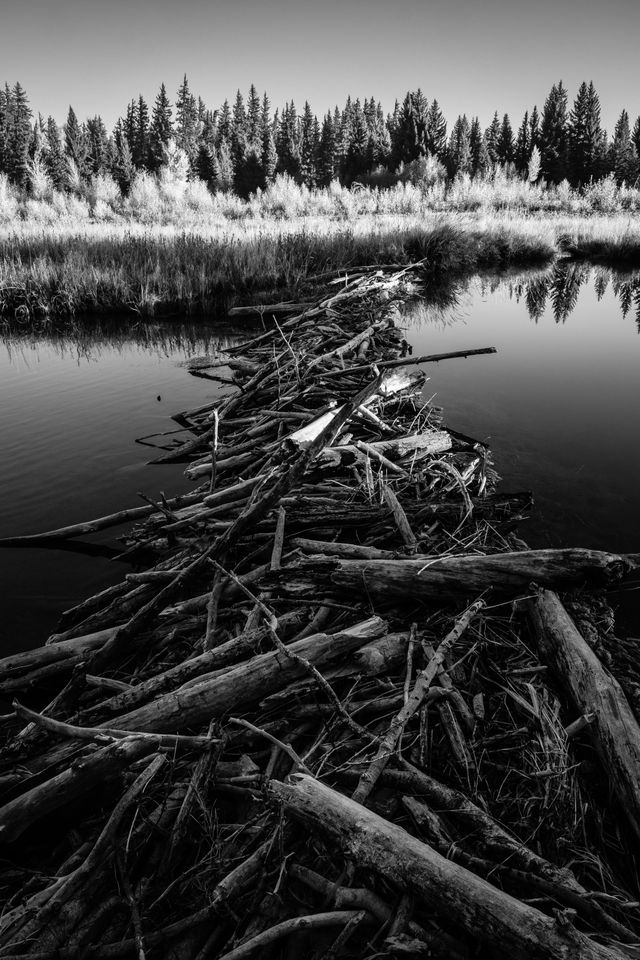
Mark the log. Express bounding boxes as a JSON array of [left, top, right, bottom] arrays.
[[318, 347, 498, 378], [527, 589, 640, 840], [111, 616, 386, 734], [0, 738, 157, 844], [0, 492, 203, 545], [265, 550, 634, 601], [270, 776, 625, 960]]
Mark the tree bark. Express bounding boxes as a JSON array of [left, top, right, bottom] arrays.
[[271, 775, 626, 960], [527, 589, 640, 840]]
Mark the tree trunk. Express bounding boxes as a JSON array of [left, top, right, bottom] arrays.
[[270, 775, 626, 960]]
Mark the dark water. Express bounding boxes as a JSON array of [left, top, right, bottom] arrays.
[[0, 323, 237, 655], [2, 265, 640, 656], [407, 264, 640, 634]]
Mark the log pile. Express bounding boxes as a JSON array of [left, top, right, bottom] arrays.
[[1, 265, 639, 959]]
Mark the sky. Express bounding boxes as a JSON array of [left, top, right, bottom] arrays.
[[1, 0, 638, 133]]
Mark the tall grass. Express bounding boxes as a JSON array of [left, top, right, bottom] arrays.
[[2, 168, 640, 326]]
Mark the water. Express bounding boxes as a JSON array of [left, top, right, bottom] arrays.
[[407, 264, 640, 634], [2, 265, 640, 655], [0, 322, 239, 655]]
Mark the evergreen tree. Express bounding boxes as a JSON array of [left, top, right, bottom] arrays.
[[299, 101, 317, 186], [514, 111, 530, 174], [633, 116, 640, 164], [217, 100, 232, 145], [0, 85, 9, 174], [497, 113, 514, 165], [447, 115, 471, 176], [568, 81, 603, 184], [112, 121, 134, 192], [469, 117, 483, 175], [246, 84, 262, 152], [44, 116, 66, 189], [485, 112, 501, 164], [317, 112, 337, 186], [123, 100, 137, 155], [86, 115, 109, 174], [261, 128, 277, 185], [134, 95, 149, 168], [64, 105, 89, 179], [425, 99, 447, 157], [611, 109, 639, 184], [343, 98, 369, 184], [148, 83, 173, 172], [539, 81, 568, 182], [392, 90, 428, 167], [195, 142, 217, 187], [8, 82, 32, 186], [277, 101, 301, 180], [529, 105, 540, 149], [175, 75, 199, 160]]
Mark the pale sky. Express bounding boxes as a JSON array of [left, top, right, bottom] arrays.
[[1, 0, 638, 132]]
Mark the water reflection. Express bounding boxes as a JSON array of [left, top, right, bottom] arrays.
[[479, 263, 640, 329]]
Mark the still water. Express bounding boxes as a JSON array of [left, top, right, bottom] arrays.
[[408, 264, 640, 560], [0, 323, 234, 654], [1, 264, 639, 655]]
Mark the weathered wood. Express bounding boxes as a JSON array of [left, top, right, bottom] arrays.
[[271, 776, 626, 960], [318, 347, 498, 378], [527, 589, 640, 840], [110, 618, 386, 734], [265, 550, 633, 601]]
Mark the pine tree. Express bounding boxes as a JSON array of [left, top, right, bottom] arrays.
[[392, 91, 428, 167], [175, 75, 199, 160], [277, 101, 301, 180], [148, 83, 173, 172], [217, 100, 232, 145], [261, 128, 277, 185], [497, 114, 514, 165], [343, 98, 369, 184], [476, 132, 492, 178], [123, 100, 137, 155], [44, 116, 66, 189], [317, 112, 337, 186], [447, 115, 471, 176], [246, 84, 262, 152], [86, 115, 109, 174], [611, 109, 639, 184], [485, 112, 501, 164], [134, 95, 149, 169], [529, 105, 540, 150], [0, 85, 9, 174], [195, 142, 217, 187], [64, 105, 89, 180], [514, 111, 530, 174], [300, 101, 317, 186], [633, 117, 640, 165], [425, 99, 447, 157], [539, 81, 568, 182], [568, 81, 603, 184], [112, 121, 134, 193], [8, 82, 32, 186], [469, 117, 483, 175]]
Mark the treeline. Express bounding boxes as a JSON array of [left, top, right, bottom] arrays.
[[1, 76, 639, 196]]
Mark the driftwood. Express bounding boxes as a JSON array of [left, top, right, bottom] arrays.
[[527, 589, 640, 840], [265, 549, 634, 600], [272, 775, 626, 960]]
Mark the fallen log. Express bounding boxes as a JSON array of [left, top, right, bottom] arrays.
[[265, 550, 635, 601], [271, 775, 626, 960], [111, 616, 386, 734], [317, 347, 498, 378], [527, 589, 640, 841]]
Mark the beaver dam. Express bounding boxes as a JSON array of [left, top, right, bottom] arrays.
[[1, 263, 640, 960]]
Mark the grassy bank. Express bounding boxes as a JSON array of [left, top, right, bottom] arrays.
[[1, 205, 640, 326]]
